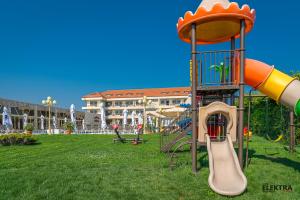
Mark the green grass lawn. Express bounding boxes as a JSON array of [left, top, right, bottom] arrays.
[[0, 134, 299, 200]]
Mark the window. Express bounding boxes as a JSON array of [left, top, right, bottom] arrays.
[[115, 101, 121, 107], [173, 99, 181, 105], [90, 110, 97, 114], [166, 100, 170, 105], [114, 110, 122, 116], [90, 101, 97, 107], [116, 94, 123, 97], [160, 99, 170, 105], [126, 101, 133, 107]]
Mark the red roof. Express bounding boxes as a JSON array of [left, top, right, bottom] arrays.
[[83, 87, 191, 99]]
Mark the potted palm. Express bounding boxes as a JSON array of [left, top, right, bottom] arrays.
[[64, 122, 74, 135], [24, 123, 34, 135]]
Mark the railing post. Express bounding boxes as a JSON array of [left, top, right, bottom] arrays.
[[191, 23, 198, 173], [290, 111, 295, 153], [230, 37, 236, 106], [238, 20, 246, 169]]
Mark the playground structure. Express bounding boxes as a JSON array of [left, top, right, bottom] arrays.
[[112, 124, 144, 144], [161, 0, 300, 196], [160, 107, 191, 152]]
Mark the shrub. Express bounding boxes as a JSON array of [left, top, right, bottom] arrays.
[[63, 122, 74, 131], [24, 123, 34, 131], [0, 133, 37, 146]]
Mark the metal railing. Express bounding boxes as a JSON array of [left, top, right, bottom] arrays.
[[0, 129, 24, 134], [196, 49, 243, 87], [160, 108, 192, 152]]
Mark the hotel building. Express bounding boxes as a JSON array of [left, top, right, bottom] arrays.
[[82, 87, 191, 125]]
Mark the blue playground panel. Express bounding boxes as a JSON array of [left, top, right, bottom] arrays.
[[177, 118, 192, 129]]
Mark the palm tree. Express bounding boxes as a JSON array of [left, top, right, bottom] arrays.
[[209, 62, 229, 83]]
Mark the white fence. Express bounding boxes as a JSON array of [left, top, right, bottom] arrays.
[[31, 129, 137, 135], [0, 126, 139, 135]]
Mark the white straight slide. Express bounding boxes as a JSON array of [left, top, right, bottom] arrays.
[[206, 134, 247, 196]]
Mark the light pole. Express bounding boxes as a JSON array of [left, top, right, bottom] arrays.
[[138, 96, 152, 134], [158, 108, 163, 150], [158, 108, 163, 132], [42, 96, 56, 135]]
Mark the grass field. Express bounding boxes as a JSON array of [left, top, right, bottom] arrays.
[[0, 134, 299, 200]]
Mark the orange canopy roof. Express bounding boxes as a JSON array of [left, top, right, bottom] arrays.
[[177, 0, 256, 44]]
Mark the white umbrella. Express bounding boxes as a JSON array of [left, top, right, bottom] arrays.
[[137, 112, 143, 125], [185, 94, 192, 105], [100, 103, 107, 130], [122, 109, 128, 128], [2, 107, 12, 131], [147, 116, 153, 126], [164, 119, 170, 127], [155, 117, 159, 129], [23, 113, 28, 129], [131, 111, 136, 127], [82, 119, 85, 130], [53, 116, 57, 129], [70, 104, 77, 131], [40, 115, 45, 130]]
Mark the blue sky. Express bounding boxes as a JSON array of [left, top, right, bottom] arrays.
[[0, 0, 299, 109]]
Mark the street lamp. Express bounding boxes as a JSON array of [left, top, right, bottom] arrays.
[[42, 96, 56, 134], [138, 96, 152, 134]]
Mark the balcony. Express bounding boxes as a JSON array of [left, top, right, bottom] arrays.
[[82, 106, 100, 110], [107, 115, 122, 119], [107, 104, 159, 110]]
